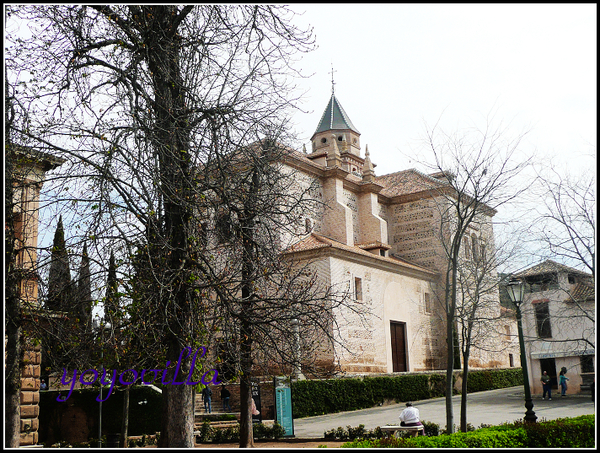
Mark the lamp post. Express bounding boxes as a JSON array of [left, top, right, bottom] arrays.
[[98, 321, 111, 447], [506, 280, 537, 423]]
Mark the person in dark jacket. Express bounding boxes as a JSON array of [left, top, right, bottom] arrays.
[[220, 385, 231, 412], [202, 386, 212, 413]]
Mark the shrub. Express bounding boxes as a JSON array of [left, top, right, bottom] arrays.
[[340, 415, 594, 448], [324, 424, 384, 440], [197, 422, 286, 443]]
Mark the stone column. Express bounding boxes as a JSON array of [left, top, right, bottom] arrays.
[[20, 342, 42, 446]]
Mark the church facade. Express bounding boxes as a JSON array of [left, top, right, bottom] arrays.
[[281, 93, 519, 374]]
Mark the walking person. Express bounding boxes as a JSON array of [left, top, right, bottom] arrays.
[[220, 385, 231, 412], [541, 370, 552, 400], [559, 369, 570, 397], [202, 385, 212, 413], [399, 402, 425, 436]]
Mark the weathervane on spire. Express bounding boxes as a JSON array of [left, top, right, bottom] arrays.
[[329, 63, 337, 95]]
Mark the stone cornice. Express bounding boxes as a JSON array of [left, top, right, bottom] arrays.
[[285, 236, 438, 281]]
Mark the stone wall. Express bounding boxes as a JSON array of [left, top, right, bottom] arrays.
[[202, 380, 276, 420], [20, 342, 42, 446]]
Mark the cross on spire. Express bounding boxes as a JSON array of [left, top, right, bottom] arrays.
[[329, 64, 337, 95]]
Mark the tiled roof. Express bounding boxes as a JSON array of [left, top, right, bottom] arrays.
[[515, 259, 591, 278], [283, 234, 331, 253], [375, 169, 449, 198], [357, 241, 391, 251], [284, 233, 436, 275], [566, 281, 595, 302]]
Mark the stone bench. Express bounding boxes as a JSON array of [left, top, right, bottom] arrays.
[[381, 424, 424, 438]]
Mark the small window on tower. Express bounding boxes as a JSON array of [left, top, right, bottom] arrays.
[[338, 136, 343, 141], [321, 138, 327, 144]]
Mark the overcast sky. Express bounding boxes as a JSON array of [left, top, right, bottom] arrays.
[[287, 3, 596, 176]]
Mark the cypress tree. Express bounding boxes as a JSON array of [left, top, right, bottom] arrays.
[[76, 243, 92, 332], [104, 251, 119, 328], [47, 215, 73, 311]]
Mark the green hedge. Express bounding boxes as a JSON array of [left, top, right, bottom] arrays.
[[465, 368, 523, 392], [341, 415, 595, 448], [292, 368, 523, 418]]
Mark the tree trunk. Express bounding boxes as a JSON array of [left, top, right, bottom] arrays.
[[142, 7, 195, 447], [120, 386, 130, 448], [164, 341, 195, 447], [238, 168, 260, 448], [460, 354, 470, 432], [445, 245, 461, 434], [238, 370, 254, 448], [445, 314, 454, 434]]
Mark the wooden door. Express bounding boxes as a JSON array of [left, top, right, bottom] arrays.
[[390, 321, 407, 372]]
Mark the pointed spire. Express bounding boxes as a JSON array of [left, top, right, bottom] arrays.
[[329, 64, 337, 95], [313, 94, 360, 137], [362, 144, 376, 182], [326, 133, 342, 168], [340, 133, 347, 152]]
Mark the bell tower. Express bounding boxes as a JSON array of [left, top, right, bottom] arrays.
[[309, 93, 365, 173], [307, 69, 366, 173]]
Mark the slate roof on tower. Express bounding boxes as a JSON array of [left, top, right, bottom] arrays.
[[312, 94, 360, 138]]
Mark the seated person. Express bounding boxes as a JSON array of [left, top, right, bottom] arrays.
[[399, 402, 424, 435]]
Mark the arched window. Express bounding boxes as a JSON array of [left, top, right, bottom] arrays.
[[471, 233, 479, 261], [479, 239, 486, 262], [464, 235, 471, 259]]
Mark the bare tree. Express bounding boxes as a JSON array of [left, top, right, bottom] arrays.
[[530, 163, 595, 278], [422, 116, 533, 433], [5, 4, 327, 447], [456, 225, 523, 432], [510, 160, 596, 369]]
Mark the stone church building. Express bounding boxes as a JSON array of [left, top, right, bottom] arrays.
[[281, 92, 519, 374]]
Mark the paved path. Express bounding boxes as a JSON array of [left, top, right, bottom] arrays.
[[292, 386, 595, 438]]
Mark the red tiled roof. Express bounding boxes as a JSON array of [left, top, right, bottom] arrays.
[[515, 259, 591, 278], [566, 281, 595, 303], [375, 169, 449, 198]]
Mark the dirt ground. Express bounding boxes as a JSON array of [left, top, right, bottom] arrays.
[[195, 439, 346, 448], [140, 439, 347, 448]]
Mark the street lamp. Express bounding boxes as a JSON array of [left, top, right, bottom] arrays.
[[506, 279, 537, 423], [99, 321, 111, 447]]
